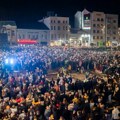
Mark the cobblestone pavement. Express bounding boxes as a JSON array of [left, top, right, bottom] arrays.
[[46, 71, 86, 81], [46, 69, 107, 81]]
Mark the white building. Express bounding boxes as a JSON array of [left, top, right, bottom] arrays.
[[0, 21, 17, 44], [91, 11, 106, 46], [17, 22, 50, 45], [74, 9, 119, 47], [74, 11, 82, 29], [39, 14, 70, 45], [70, 28, 90, 47], [73, 9, 91, 47], [106, 14, 118, 46]]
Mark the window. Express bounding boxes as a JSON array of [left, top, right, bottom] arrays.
[[93, 30, 96, 33], [113, 31, 116, 35], [41, 34, 43, 38], [93, 24, 96, 27], [93, 36, 96, 39], [31, 35, 35, 40], [45, 35, 47, 39], [113, 37, 116, 39], [113, 20, 116, 23], [63, 21, 65, 23], [66, 21, 68, 23], [54, 20, 56, 23], [28, 34, 30, 39], [58, 20, 60, 23], [101, 36, 103, 39], [97, 18, 100, 21], [54, 26, 56, 30], [51, 20, 53, 23], [58, 26, 60, 30], [51, 26, 53, 30], [58, 34, 60, 39], [51, 34, 53, 40], [23, 34, 25, 39], [66, 26, 68, 30], [54, 34, 56, 39], [7, 31, 11, 36], [11, 30, 15, 36], [101, 18, 104, 21], [66, 34, 68, 40], [86, 17, 89, 20], [97, 30, 99, 33], [107, 37, 110, 40], [62, 34, 64, 39], [97, 36, 99, 39], [63, 26, 65, 30], [19, 35, 21, 39], [97, 24, 100, 27], [35, 35, 38, 40]]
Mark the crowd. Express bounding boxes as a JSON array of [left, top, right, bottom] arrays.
[[0, 45, 120, 120]]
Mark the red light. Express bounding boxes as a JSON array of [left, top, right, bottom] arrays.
[[17, 39, 37, 44]]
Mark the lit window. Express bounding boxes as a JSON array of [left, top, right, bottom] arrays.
[[86, 17, 88, 20]]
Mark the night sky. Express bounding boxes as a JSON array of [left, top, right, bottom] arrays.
[[0, 0, 120, 27]]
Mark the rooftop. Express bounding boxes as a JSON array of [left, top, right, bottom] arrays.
[[0, 21, 16, 27], [17, 22, 49, 30]]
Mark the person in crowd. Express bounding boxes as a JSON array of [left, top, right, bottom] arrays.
[[0, 45, 119, 120]]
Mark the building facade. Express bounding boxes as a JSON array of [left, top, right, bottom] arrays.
[[118, 27, 120, 43], [91, 11, 106, 46], [70, 28, 90, 47], [74, 9, 119, 47], [106, 14, 118, 46], [40, 15, 70, 45], [74, 11, 82, 29], [0, 21, 17, 44], [17, 22, 50, 45]]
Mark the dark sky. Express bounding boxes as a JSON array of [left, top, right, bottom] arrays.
[[0, 0, 120, 27]]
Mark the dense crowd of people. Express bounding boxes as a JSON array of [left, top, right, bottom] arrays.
[[0, 45, 120, 120]]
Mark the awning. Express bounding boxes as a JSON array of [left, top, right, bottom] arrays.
[[17, 39, 37, 44]]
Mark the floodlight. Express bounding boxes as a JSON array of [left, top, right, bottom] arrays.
[[10, 59, 14, 64], [5, 59, 9, 64]]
